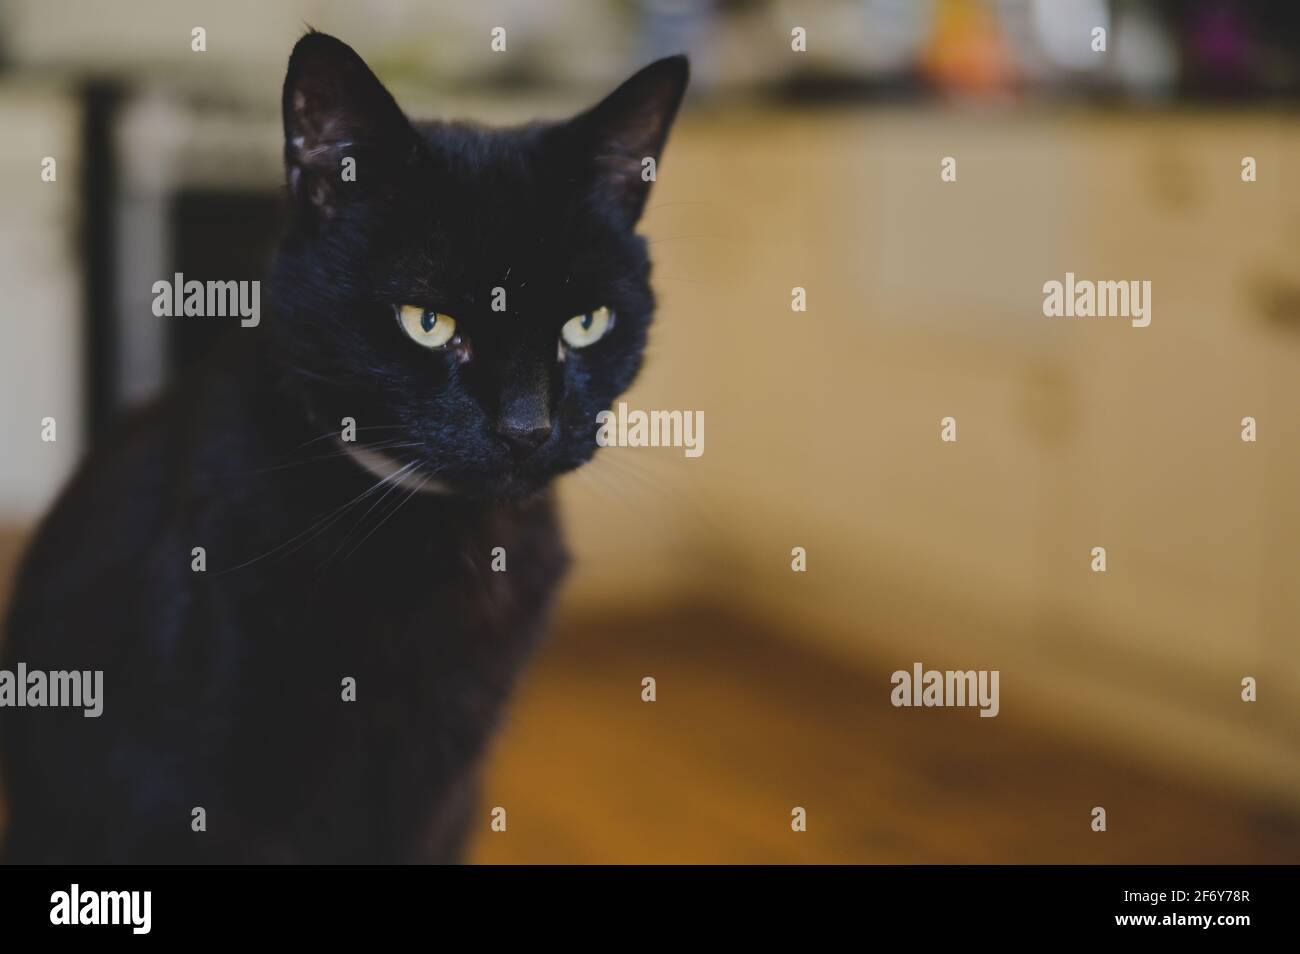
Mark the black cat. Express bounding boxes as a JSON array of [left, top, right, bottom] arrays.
[[0, 32, 687, 863]]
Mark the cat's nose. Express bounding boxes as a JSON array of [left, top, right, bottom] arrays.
[[496, 418, 552, 458], [496, 362, 553, 458]]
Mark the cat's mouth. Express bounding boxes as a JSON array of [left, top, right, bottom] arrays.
[[337, 440, 557, 501], [338, 441, 453, 495]]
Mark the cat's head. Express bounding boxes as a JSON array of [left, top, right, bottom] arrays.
[[269, 32, 687, 500]]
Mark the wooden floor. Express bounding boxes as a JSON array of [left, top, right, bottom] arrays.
[[2, 524, 1296, 864], [469, 604, 1300, 864]]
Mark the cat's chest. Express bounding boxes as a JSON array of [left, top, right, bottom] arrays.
[[218, 495, 568, 842], [238, 494, 568, 713]]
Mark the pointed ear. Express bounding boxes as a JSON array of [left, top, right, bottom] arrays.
[[282, 32, 420, 221], [571, 55, 689, 227]]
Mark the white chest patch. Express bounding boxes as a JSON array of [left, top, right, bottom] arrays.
[[339, 441, 453, 495]]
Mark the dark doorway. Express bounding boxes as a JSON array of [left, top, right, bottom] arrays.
[[167, 190, 283, 377]]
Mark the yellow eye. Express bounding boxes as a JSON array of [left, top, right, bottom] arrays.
[[561, 307, 613, 349], [396, 304, 456, 349]]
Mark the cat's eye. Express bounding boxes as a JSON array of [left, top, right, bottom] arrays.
[[561, 307, 614, 349], [396, 304, 457, 349]]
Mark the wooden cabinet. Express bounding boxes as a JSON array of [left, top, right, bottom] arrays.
[[563, 109, 1300, 801]]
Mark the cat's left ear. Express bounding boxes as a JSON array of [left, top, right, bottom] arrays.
[[569, 55, 689, 227], [282, 32, 421, 221]]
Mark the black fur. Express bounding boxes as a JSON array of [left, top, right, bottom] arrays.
[[0, 32, 686, 863]]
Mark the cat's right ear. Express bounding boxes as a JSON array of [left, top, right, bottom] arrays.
[[282, 32, 420, 221]]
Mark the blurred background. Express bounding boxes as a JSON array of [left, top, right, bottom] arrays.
[[2, 0, 1299, 862]]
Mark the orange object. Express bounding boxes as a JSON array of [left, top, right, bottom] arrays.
[[921, 0, 1017, 93]]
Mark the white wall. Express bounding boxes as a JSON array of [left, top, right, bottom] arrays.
[[0, 88, 83, 522]]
